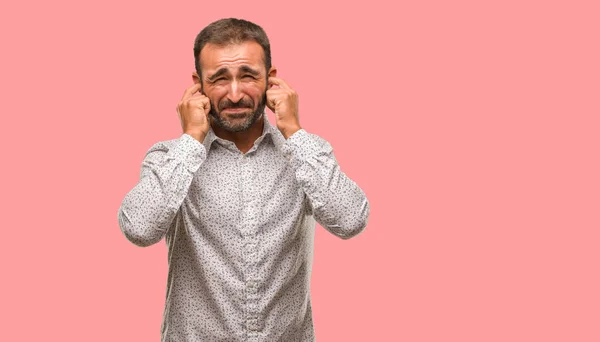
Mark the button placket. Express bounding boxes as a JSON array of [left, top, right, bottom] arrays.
[[239, 154, 252, 233], [239, 152, 262, 333]]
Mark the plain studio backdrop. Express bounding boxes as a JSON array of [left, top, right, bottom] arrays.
[[0, 0, 598, 341]]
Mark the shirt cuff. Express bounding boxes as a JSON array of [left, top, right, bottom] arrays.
[[166, 133, 206, 173]]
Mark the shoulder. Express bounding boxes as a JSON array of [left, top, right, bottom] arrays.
[[146, 137, 179, 153], [142, 135, 206, 169]]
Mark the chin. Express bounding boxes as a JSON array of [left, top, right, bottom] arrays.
[[221, 118, 253, 132], [215, 108, 262, 132]]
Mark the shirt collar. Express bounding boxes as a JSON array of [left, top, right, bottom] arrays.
[[202, 114, 285, 154]]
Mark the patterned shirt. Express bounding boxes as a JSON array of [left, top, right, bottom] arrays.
[[117, 117, 370, 341]]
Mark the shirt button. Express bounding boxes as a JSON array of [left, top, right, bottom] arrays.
[[247, 318, 259, 331], [245, 243, 257, 254], [248, 280, 258, 293]]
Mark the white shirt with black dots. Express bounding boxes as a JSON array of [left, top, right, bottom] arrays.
[[118, 117, 370, 342]]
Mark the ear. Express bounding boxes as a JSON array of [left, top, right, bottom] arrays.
[[267, 66, 277, 89], [192, 72, 201, 84]]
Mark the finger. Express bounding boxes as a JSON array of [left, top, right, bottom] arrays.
[[202, 97, 211, 114], [266, 89, 277, 102], [181, 83, 201, 100], [268, 77, 290, 89], [189, 93, 207, 101], [265, 93, 275, 109], [267, 98, 278, 112]]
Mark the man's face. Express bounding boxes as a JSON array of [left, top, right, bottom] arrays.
[[197, 41, 273, 132]]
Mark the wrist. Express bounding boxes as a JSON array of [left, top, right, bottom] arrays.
[[184, 130, 206, 143], [282, 125, 302, 139]]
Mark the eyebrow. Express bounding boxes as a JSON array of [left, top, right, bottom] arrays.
[[207, 68, 229, 82], [239, 65, 260, 76], [207, 65, 261, 82]]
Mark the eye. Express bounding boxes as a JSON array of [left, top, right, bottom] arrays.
[[242, 75, 255, 79]]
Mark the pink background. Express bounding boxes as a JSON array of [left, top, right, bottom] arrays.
[[1, 0, 599, 341]]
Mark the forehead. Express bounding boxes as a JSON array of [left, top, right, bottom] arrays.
[[199, 41, 265, 74]]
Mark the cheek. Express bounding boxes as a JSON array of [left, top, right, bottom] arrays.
[[205, 88, 226, 105], [242, 84, 266, 102]]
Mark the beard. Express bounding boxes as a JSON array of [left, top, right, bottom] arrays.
[[208, 92, 267, 133]]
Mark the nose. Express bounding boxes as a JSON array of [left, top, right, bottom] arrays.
[[226, 80, 244, 104]]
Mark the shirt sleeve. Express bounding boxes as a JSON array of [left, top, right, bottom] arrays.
[[117, 133, 206, 247], [281, 129, 371, 239]]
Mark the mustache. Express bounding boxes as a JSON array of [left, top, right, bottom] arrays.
[[219, 98, 254, 111]]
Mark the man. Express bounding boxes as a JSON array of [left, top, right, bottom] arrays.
[[118, 18, 370, 342]]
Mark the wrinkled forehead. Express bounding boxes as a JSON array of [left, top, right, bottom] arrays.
[[199, 41, 266, 75]]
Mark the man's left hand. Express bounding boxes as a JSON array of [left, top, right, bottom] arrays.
[[267, 77, 302, 139]]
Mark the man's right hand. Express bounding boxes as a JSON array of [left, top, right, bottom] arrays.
[[177, 83, 211, 142]]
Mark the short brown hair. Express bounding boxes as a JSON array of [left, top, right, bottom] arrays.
[[193, 18, 272, 80]]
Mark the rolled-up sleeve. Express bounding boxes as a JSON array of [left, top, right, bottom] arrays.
[[281, 129, 370, 239], [117, 133, 206, 247]]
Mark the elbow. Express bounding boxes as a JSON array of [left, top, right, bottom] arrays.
[[337, 199, 370, 240], [123, 230, 161, 248], [325, 210, 370, 240], [118, 207, 162, 248], [317, 198, 370, 240], [337, 216, 368, 240]]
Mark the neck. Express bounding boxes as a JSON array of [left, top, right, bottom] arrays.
[[211, 114, 265, 154]]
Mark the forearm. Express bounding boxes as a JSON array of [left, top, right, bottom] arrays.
[[283, 130, 370, 239], [118, 134, 205, 247]]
